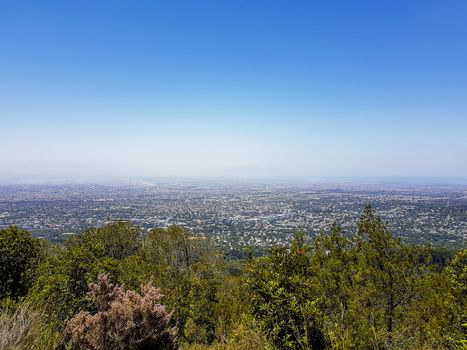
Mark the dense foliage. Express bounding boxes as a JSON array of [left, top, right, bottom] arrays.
[[0, 226, 38, 299], [0, 206, 465, 350]]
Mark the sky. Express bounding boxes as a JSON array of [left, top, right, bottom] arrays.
[[1, 0, 467, 181]]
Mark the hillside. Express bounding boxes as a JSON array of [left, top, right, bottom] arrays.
[[1, 205, 466, 350]]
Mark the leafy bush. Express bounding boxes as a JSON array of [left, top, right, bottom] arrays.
[[182, 321, 271, 350], [27, 222, 136, 325], [246, 231, 326, 350], [0, 226, 37, 299], [141, 226, 227, 343], [59, 274, 178, 350]]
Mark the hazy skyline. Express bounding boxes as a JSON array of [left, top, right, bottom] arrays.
[[1, 1, 467, 180]]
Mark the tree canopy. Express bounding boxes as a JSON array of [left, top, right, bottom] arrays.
[[0, 206, 466, 350]]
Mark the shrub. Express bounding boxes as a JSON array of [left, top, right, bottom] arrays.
[[245, 232, 325, 350], [181, 322, 272, 350], [60, 274, 178, 350], [0, 226, 37, 299]]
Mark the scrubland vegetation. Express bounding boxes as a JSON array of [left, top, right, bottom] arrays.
[[0, 205, 465, 349]]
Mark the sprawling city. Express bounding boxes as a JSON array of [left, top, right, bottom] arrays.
[[1, 180, 465, 251]]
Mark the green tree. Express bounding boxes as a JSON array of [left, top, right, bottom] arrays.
[[246, 231, 325, 350], [141, 225, 226, 344], [446, 249, 467, 316], [446, 249, 467, 346], [27, 222, 140, 325], [311, 223, 356, 349], [71, 220, 142, 260], [0, 226, 37, 300], [352, 205, 431, 349]]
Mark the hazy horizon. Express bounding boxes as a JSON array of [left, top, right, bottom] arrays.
[[1, 1, 467, 179], [1, 162, 466, 187]]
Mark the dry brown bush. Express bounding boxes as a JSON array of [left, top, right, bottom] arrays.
[[0, 303, 39, 350], [60, 274, 178, 350]]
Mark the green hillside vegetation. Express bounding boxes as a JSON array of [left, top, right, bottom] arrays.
[[0, 205, 465, 350]]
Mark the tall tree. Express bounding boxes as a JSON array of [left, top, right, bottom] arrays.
[[246, 231, 325, 350], [141, 225, 225, 344], [0, 226, 37, 299], [311, 223, 356, 349], [352, 205, 431, 349], [446, 249, 467, 343]]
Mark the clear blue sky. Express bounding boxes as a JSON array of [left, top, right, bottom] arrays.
[[1, 0, 466, 180]]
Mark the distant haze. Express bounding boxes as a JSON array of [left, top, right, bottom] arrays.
[[1, 1, 467, 180]]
